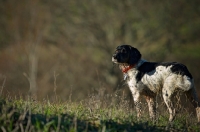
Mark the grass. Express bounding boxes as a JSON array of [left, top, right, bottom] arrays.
[[0, 93, 199, 132]]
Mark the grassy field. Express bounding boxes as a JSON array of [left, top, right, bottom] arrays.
[[0, 93, 200, 132]]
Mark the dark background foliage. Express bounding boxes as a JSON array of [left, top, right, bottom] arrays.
[[0, 0, 200, 101]]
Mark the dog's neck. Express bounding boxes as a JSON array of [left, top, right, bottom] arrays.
[[136, 59, 147, 69], [120, 59, 147, 73], [120, 64, 136, 73]]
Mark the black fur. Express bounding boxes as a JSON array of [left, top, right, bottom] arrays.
[[136, 62, 157, 83], [113, 45, 141, 65], [136, 62, 193, 82], [128, 46, 141, 65]]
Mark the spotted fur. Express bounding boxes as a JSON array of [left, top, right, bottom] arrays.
[[112, 45, 200, 122]]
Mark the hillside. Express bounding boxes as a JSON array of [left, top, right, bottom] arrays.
[[0, 96, 200, 131]]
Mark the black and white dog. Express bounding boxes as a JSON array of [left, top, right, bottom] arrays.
[[112, 45, 200, 122]]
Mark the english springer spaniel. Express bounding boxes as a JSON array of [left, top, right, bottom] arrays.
[[112, 45, 200, 123]]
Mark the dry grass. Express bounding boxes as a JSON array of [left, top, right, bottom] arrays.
[[0, 91, 199, 132]]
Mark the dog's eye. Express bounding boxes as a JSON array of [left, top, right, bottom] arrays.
[[121, 48, 126, 53]]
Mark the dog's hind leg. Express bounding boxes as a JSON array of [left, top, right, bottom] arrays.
[[197, 107, 200, 123], [185, 87, 200, 122], [162, 87, 176, 122]]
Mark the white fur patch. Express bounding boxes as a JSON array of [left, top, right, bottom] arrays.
[[127, 59, 193, 95]]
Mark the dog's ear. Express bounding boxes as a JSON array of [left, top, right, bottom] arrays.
[[128, 46, 141, 65]]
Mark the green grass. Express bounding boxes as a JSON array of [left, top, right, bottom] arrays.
[[0, 95, 199, 132]]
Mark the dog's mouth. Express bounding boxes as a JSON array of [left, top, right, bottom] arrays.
[[112, 56, 129, 66], [112, 56, 126, 65], [112, 56, 118, 63], [112, 53, 129, 64]]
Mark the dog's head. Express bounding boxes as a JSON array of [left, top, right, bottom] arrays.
[[112, 45, 141, 65]]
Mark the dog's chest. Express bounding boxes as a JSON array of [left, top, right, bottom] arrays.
[[126, 69, 163, 94]]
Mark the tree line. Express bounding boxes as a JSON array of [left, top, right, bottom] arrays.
[[0, 0, 200, 100]]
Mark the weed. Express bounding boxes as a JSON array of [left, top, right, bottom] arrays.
[[0, 94, 199, 131]]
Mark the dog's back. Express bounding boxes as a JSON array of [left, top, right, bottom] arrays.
[[128, 60, 194, 93]]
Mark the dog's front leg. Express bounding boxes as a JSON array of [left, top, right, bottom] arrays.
[[132, 93, 142, 120], [145, 96, 156, 122]]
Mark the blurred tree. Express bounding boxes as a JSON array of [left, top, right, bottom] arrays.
[[0, 0, 11, 49], [0, 0, 199, 100]]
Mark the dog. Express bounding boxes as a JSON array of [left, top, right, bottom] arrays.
[[112, 44, 200, 123]]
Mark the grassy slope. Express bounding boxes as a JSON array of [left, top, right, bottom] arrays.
[[0, 96, 199, 132]]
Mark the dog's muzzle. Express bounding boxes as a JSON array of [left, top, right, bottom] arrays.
[[112, 54, 118, 63]]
